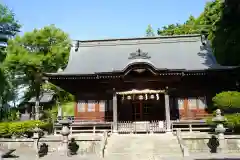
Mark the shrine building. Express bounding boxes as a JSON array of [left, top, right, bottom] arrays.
[[44, 34, 239, 132]]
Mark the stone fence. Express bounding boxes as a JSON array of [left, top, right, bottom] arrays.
[[180, 133, 240, 154], [0, 134, 102, 157]]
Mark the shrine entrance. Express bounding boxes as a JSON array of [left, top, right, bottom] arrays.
[[117, 89, 166, 122], [132, 101, 142, 121], [131, 100, 165, 121]]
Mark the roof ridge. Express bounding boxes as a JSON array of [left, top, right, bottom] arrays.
[[72, 34, 201, 43]]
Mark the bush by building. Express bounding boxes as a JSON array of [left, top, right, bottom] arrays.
[[0, 120, 51, 138]]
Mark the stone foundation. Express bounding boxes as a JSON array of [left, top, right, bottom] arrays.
[[0, 134, 102, 156], [181, 133, 240, 153]]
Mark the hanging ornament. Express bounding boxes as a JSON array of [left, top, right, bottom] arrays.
[[127, 95, 131, 100], [145, 94, 148, 100], [150, 94, 155, 99], [156, 93, 159, 100], [139, 95, 144, 100]]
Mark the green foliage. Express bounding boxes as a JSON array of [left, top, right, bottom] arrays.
[[157, 15, 203, 36], [211, 0, 240, 65], [0, 3, 21, 112], [5, 25, 71, 73], [0, 120, 51, 137], [42, 82, 74, 103], [4, 25, 71, 103], [212, 91, 240, 109], [157, 0, 240, 66], [0, 3, 21, 36], [62, 102, 74, 116], [146, 24, 155, 37], [0, 122, 9, 136]]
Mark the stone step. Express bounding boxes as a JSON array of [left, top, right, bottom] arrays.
[[104, 134, 182, 158]]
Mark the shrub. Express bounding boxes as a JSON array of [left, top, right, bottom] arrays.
[[0, 122, 9, 137], [0, 120, 51, 138], [212, 91, 240, 110]]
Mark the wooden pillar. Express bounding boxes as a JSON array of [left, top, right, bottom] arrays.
[[164, 91, 171, 132], [113, 89, 118, 133]]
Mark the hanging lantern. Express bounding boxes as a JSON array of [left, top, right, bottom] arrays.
[[156, 93, 159, 100], [145, 94, 148, 100], [150, 94, 155, 99], [139, 95, 144, 100], [127, 95, 132, 100]]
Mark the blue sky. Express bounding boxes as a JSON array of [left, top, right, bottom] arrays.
[[2, 0, 209, 40]]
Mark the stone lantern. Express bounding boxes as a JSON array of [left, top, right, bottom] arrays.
[[212, 109, 227, 153], [32, 124, 43, 157], [59, 119, 72, 156]]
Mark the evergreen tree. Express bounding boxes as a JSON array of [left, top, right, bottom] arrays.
[[146, 24, 155, 37]]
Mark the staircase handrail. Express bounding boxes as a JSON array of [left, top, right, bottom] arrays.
[[176, 129, 189, 157], [100, 131, 108, 158]]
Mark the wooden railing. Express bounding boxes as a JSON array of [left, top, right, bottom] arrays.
[[117, 121, 166, 133], [171, 120, 212, 132], [54, 116, 112, 134], [54, 116, 213, 134]]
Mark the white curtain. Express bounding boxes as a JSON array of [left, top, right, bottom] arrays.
[[87, 100, 95, 112], [188, 98, 197, 109], [177, 98, 184, 109], [198, 97, 207, 109], [77, 101, 86, 112], [99, 100, 106, 112]]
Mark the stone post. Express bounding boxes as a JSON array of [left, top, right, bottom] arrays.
[[34, 71, 41, 120], [212, 109, 226, 153], [57, 101, 63, 118], [32, 125, 42, 157], [164, 90, 171, 132], [112, 89, 118, 133], [59, 119, 72, 156]]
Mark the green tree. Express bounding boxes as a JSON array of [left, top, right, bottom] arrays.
[[0, 3, 20, 61], [157, 0, 240, 66], [211, 0, 240, 65], [157, 15, 204, 36], [146, 24, 155, 37], [0, 3, 20, 116], [4, 25, 71, 102]]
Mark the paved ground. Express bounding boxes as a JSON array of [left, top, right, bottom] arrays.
[[3, 153, 240, 160]]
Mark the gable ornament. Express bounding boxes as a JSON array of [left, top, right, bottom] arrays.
[[128, 48, 151, 59]]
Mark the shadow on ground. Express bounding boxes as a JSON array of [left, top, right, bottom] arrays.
[[2, 154, 19, 158]]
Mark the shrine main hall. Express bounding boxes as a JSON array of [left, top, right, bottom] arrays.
[[45, 34, 239, 132]]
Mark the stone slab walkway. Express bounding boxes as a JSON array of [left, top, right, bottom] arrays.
[[3, 154, 240, 160]]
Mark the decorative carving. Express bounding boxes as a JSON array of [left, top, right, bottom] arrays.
[[128, 49, 151, 59]]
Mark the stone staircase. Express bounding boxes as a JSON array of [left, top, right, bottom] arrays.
[[104, 133, 182, 159]]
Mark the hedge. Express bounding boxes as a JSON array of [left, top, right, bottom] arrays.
[[212, 91, 240, 109], [0, 120, 51, 138]]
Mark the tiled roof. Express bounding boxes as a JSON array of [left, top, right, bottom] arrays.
[[46, 34, 234, 75]]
